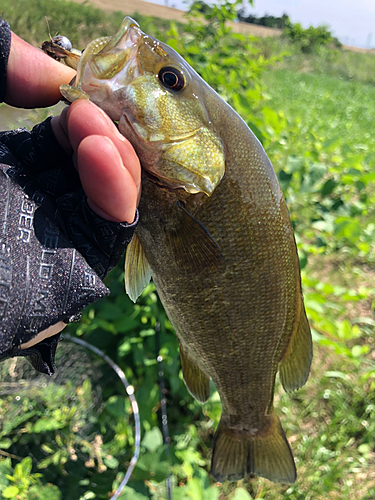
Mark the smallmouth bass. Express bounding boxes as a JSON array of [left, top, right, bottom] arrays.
[[55, 17, 313, 484]]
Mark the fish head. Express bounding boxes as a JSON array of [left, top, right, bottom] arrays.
[[68, 17, 225, 196]]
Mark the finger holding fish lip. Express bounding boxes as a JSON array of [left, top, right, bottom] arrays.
[[77, 134, 139, 223], [65, 100, 141, 192], [6, 32, 76, 107], [51, 99, 141, 223]]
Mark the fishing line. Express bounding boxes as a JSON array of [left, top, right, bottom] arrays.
[[155, 321, 173, 500], [64, 335, 141, 500]]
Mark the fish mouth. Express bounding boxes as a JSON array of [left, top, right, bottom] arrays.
[[86, 17, 143, 82], [101, 17, 142, 54]]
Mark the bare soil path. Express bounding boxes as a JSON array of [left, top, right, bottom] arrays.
[[72, 0, 375, 53], [72, 0, 282, 37]]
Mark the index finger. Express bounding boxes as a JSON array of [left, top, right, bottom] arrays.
[[66, 100, 141, 192], [5, 32, 76, 108]]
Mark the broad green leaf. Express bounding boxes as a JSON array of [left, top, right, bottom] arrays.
[[351, 345, 370, 358], [141, 427, 163, 452], [324, 371, 347, 380], [18, 457, 32, 476], [187, 478, 203, 500], [337, 320, 352, 340], [203, 486, 220, 500], [33, 418, 65, 433], [104, 456, 119, 469], [29, 484, 62, 500], [105, 396, 126, 417], [232, 488, 254, 500], [2, 486, 19, 498], [323, 136, 340, 152], [79, 492, 96, 500], [132, 453, 170, 482], [0, 439, 12, 450]]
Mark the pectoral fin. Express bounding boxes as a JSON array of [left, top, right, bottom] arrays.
[[279, 301, 312, 392], [179, 341, 210, 403], [124, 234, 152, 303], [168, 202, 225, 275]]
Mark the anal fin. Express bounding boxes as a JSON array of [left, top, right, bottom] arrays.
[[179, 341, 210, 403], [211, 411, 296, 484], [124, 234, 152, 303], [279, 301, 312, 392]]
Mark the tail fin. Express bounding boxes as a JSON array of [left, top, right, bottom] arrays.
[[211, 412, 296, 484]]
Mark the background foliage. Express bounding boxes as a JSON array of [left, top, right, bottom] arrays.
[[1, 0, 375, 498]]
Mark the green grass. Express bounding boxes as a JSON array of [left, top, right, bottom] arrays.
[[256, 36, 375, 87], [262, 68, 375, 161], [259, 68, 375, 257], [241, 58, 375, 500], [218, 346, 375, 499]]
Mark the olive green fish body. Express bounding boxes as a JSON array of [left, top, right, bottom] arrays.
[[135, 98, 311, 482], [60, 18, 312, 484], [140, 113, 295, 385]]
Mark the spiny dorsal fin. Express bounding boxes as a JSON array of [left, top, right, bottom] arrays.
[[168, 201, 225, 275], [124, 234, 152, 303], [179, 341, 210, 403], [211, 411, 296, 484], [279, 300, 312, 392]]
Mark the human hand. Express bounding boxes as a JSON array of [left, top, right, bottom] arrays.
[[5, 31, 76, 107], [0, 28, 142, 362], [51, 100, 141, 224], [0, 104, 141, 356], [6, 30, 141, 224]]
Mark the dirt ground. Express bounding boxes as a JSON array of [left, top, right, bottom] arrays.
[[72, 0, 375, 53], [72, 0, 282, 37]]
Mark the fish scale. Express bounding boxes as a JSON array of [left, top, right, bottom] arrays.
[[56, 16, 313, 484]]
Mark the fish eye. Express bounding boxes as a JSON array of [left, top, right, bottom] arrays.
[[158, 66, 185, 91]]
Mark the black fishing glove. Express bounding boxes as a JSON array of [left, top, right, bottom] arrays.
[[0, 117, 138, 375]]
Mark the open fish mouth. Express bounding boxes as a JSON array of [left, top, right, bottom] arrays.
[[102, 17, 142, 53], [85, 18, 143, 83]]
